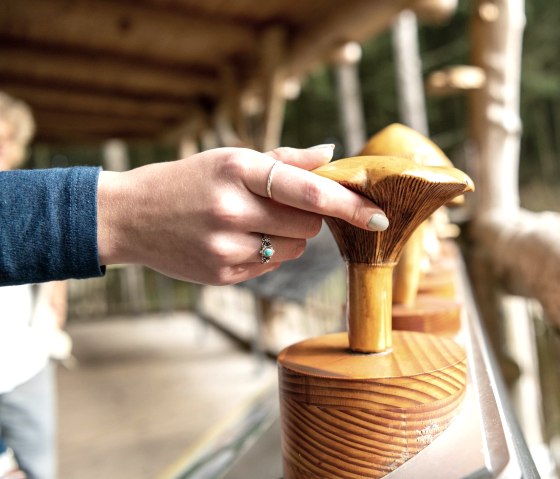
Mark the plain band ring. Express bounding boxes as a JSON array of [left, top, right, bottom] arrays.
[[259, 234, 275, 263], [266, 160, 282, 199]]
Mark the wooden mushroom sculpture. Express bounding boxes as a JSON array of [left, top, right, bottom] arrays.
[[277, 155, 473, 479], [359, 123, 465, 334]]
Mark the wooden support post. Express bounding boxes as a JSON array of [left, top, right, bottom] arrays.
[[468, 1, 556, 464], [259, 26, 288, 152], [200, 129, 219, 151], [214, 64, 246, 147], [392, 10, 429, 136], [333, 42, 367, 156], [179, 135, 198, 159], [469, 0, 524, 215]]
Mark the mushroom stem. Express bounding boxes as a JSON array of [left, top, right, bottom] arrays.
[[348, 263, 393, 353]]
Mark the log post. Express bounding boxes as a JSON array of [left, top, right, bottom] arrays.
[[469, 0, 525, 215], [260, 26, 288, 152], [392, 10, 429, 136], [332, 42, 367, 156]]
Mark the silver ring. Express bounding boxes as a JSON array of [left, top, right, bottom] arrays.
[[259, 234, 275, 263], [266, 160, 282, 199]]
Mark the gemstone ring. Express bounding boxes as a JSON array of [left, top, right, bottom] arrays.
[[259, 234, 275, 263]]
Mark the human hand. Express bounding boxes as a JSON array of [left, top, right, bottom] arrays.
[[97, 146, 388, 285]]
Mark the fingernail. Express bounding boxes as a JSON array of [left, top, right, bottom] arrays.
[[367, 213, 389, 231], [307, 144, 335, 161], [307, 144, 335, 150]]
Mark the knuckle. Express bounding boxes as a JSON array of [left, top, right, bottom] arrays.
[[303, 182, 327, 210], [209, 194, 244, 226], [305, 216, 323, 238], [350, 205, 367, 228], [205, 236, 233, 264], [269, 146, 293, 160], [221, 149, 251, 177]]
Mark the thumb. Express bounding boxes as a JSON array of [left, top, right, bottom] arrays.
[[265, 144, 335, 171]]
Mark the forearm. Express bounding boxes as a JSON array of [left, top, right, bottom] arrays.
[[0, 167, 105, 285]]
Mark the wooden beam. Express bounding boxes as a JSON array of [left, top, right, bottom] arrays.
[[332, 43, 366, 156], [260, 26, 288, 152], [287, 0, 412, 77], [33, 110, 168, 139], [413, 0, 458, 25], [162, 110, 207, 144], [392, 10, 429, 136], [0, 47, 219, 100], [214, 64, 246, 147], [469, 0, 525, 214], [0, 0, 257, 68], [0, 83, 196, 120], [179, 135, 199, 159], [426, 65, 486, 96], [474, 210, 560, 329]]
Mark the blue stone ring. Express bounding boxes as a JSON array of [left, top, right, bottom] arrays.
[[259, 234, 275, 264]]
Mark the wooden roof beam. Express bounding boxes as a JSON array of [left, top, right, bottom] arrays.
[[286, 0, 413, 78], [0, 83, 198, 120], [0, 0, 257, 68], [0, 47, 219, 100], [33, 110, 170, 138]]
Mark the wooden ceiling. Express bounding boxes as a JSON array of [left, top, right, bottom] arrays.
[[0, 0, 445, 144]]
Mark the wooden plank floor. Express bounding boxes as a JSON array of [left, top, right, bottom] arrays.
[[57, 312, 275, 479]]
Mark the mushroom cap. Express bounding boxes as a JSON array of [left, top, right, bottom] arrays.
[[314, 155, 474, 192], [314, 155, 473, 264], [359, 123, 452, 167], [359, 123, 465, 205]]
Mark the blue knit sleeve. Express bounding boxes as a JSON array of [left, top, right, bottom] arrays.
[[0, 167, 106, 285]]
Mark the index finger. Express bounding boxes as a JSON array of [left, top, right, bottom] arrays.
[[250, 159, 389, 232]]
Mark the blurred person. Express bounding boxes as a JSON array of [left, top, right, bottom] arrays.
[[0, 92, 70, 479]]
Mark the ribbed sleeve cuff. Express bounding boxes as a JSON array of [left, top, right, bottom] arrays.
[[65, 167, 106, 280], [0, 167, 106, 286]]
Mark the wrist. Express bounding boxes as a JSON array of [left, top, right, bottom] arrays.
[[97, 170, 137, 266]]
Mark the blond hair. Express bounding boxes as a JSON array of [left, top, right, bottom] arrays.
[[0, 91, 35, 168]]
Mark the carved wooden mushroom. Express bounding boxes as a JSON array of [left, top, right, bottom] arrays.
[[359, 123, 466, 334], [278, 155, 473, 479], [313, 154, 473, 351]]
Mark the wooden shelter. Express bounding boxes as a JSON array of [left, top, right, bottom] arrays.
[[0, 0, 455, 150], [2, 0, 556, 476]]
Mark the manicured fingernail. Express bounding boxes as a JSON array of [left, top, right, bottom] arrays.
[[367, 213, 389, 231], [307, 144, 335, 161], [307, 144, 335, 150]]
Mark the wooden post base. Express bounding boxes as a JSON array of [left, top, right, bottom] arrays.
[[418, 266, 457, 298], [278, 331, 467, 479], [392, 295, 462, 335]]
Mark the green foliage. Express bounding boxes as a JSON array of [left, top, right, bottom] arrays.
[[282, 68, 342, 152], [283, 0, 560, 209]]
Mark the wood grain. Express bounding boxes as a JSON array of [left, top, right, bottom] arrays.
[[278, 331, 467, 478]]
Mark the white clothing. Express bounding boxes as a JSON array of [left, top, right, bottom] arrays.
[[0, 285, 49, 394]]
